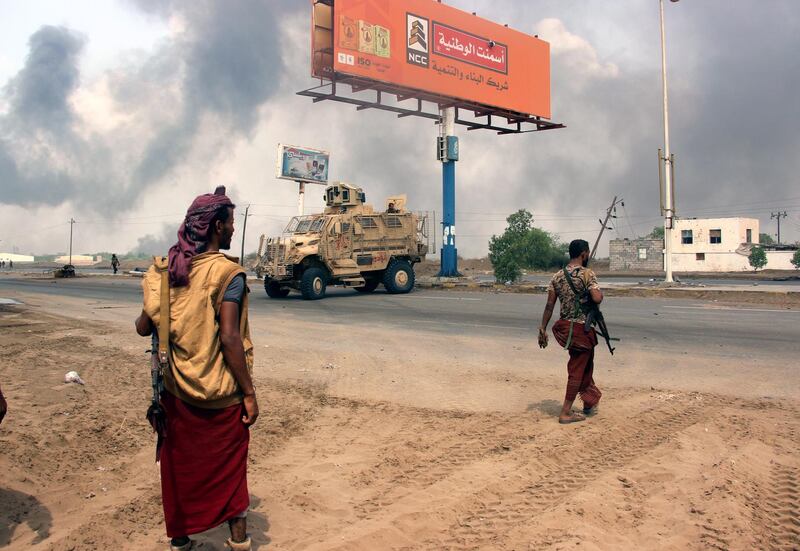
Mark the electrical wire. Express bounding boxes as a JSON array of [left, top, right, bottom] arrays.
[[621, 202, 639, 239]]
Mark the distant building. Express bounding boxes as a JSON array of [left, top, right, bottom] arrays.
[[609, 238, 664, 271], [0, 253, 35, 263], [610, 217, 797, 272], [670, 217, 759, 272]]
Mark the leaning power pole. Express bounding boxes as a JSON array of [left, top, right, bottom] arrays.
[[771, 211, 787, 244], [590, 196, 622, 260]]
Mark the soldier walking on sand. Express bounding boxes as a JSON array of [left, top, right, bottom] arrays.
[[538, 239, 603, 424]]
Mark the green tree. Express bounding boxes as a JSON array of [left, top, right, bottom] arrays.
[[791, 249, 800, 269], [647, 226, 664, 239], [759, 233, 775, 245], [748, 246, 767, 271], [488, 210, 566, 283]]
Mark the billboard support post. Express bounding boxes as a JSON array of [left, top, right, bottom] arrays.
[[438, 107, 460, 277], [298, 182, 306, 216]]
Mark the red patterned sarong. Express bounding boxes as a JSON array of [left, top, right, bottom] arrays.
[[552, 319, 602, 408], [159, 392, 249, 537]]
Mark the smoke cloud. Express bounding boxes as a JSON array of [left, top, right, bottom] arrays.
[[0, 0, 290, 212]]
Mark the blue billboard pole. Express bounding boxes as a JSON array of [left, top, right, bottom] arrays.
[[438, 107, 460, 277]]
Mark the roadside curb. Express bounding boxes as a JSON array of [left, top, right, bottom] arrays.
[[415, 280, 800, 305]]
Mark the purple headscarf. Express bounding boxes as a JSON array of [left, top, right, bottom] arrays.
[[168, 186, 235, 287]]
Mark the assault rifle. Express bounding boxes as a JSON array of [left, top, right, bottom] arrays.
[[563, 267, 619, 355], [146, 336, 167, 461]]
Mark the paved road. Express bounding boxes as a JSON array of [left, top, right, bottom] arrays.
[[1, 276, 797, 358], [6, 266, 798, 287]]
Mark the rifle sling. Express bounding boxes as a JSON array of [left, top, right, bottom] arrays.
[[155, 257, 170, 368], [561, 267, 586, 350]]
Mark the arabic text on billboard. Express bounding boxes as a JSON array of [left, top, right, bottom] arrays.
[[278, 145, 329, 184], [324, 0, 550, 118]]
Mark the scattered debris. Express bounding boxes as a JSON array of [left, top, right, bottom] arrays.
[[322, 363, 336, 370], [617, 475, 634, 488], [64, 371, 85, 385]]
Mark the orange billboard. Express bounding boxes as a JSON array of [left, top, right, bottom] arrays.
[[321, 0, 550, 118]]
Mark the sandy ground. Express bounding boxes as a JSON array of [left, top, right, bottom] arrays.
[[1, 291, 799, 551]]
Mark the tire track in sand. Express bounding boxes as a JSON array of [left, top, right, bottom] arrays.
[[354, 413, 537, 519], [762, 462, 800, 550], [433, 396, 710, 550]]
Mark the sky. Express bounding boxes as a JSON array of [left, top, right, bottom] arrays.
[[0, 0, 798, 259]]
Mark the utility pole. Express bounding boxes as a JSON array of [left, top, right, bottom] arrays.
[[590, 196, 622, 260], [240, 204, 251, 266], [771, 211, 787, 244], [68, 218, 75, 266], [659, 0, 678, 282]]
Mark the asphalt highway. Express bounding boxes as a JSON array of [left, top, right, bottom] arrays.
[[5, 266, 798, 287], [1, 276, 797, 359]]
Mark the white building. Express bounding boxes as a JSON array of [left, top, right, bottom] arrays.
[[54, 254, 103, 266], [0, 252, 34, 263], [669, 217, 795, 272]]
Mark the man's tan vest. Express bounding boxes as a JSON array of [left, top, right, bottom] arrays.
[[142, 252, 254, 409]]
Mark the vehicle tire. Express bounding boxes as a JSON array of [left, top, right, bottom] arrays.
[[264, 278, 290, 298], [354, 278, 380, 293], [300, 266, 327, 300], [383, 259, 414, 294]]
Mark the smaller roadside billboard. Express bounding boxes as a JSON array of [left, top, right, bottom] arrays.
[[276, 144, 330, 184]]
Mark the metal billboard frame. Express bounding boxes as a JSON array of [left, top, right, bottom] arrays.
[[298, 75, 564, 135]]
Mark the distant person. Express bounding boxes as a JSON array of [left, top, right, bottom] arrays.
[[8, 260, 12, 269], [111, 254, 120, 275], [135, 186, 258, 551], [387, 202, 398, 213], [538, 239, 603, 424], [0, 383, 6, 425]]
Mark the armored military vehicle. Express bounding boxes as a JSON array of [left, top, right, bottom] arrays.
[[255, 182, 428, 300]]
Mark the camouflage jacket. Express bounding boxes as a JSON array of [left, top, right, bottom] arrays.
[[549, 266, 600, 323]]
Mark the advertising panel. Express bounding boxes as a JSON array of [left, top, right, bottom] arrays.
[[328, 0, 550, 118], [276, 144, 330, 184]]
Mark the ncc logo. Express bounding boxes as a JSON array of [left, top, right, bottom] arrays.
[[406, 13, 429, 67]]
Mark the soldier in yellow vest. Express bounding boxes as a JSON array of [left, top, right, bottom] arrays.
[[135, 186, 258, 551]]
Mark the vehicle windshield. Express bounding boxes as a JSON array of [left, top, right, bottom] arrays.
[[284, 216, 321, 234]]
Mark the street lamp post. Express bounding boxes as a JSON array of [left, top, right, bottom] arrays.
[[659, 0, 677, 283]]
